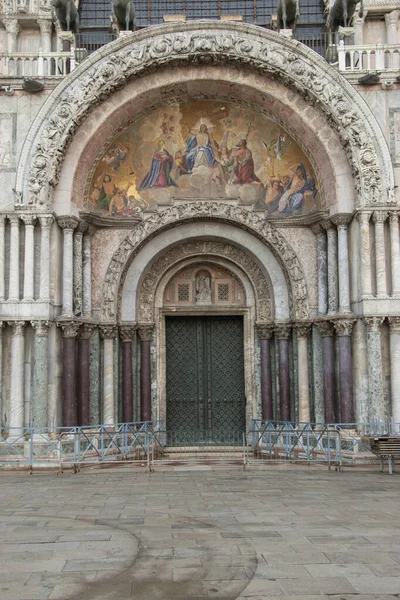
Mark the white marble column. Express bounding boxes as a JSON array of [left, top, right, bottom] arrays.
[[37, 18, 52, 53], [389, 317, 400, 423], [57, 216, 79, 317], [8, 215, 20, 301], [322, 220, 338, 314], [73, 221, 87, 316], [373, 212, 388, 297], [357, 212, 372, 298], [0, 322, 4, 427], [332, 214, 351, 313], [8, 321, 26, 431], [100, 325, 117, 426], [389, 212, 400, 296], [82, 230, 92, 318], [3, 19, 20, 54], [21, 215, 36, 301], [0, 216, 6, 301], [31, 321, 49, 429], [311, 224, 328, 315], [39, 216, 53, 301], [364, 317, 385, 422], [294, 323, 311, 422], [385, 10, 400, 45], [353, 10, 367, 45]]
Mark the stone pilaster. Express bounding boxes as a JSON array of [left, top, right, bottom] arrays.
[[37, 18, 52, 53], [73, 221, 88, 317], [57, 216, 79, 316], [138, 323, 154, 422], [332, 214, 352, 313], [120, 324, 137, 423], [333, 319, 356, 424], [31, 321, 49, 428], [321, 220, 338, 315], [77, 322, 95, 426], [7, 321, 26, 431], [0, 216, 6, 301], [364, 316, 385, 422], [82, 229, 92, 318], [99, 324, 118, 426], [389, 213, 400, 296], [385, 10, 400, 45], [21, 215, 36, 301], [311, 224, 328, 315], [256, 323, 274, 421], [8, 215, 20, 301], [373, 212, 388, 298], [38, 216, 53, 301], [389, 317, 400, 423], [274, 323, 291, 421], [58, 320, 80, 427], [316, 321, 337, 423], [293, 323, 311, 422], [3, 19, 20, 53], [357, 212, 372, 299]]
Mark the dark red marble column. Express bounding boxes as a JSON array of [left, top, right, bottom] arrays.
[[59, 321, 80, 427], [77, 323, 95, 427], [275, 324, 291, 422], [120, 325, 136, 423], [138, 324, 154, 422], [257, 324, 274, 421], [317, 321, 337, 424], [335, 320, 355, 425]]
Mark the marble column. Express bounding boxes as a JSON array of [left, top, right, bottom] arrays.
[[294, 323, 311, 422], [8, 215, 20, 301], [322, 220, 339, 314], [82, 230, 92, 318], [357, 212, 372, 298], [21, 215, 36, 301], [385, 10, 400, 45], [334, 319, 355, 425], [39, 216, 53, 301], [37, 18, 52, 53], [73, 221, 88, 317], [332, 214, 352, 313], [57, 216, 79, 316], [77, 323, 95, 427], [364, 316, 385, 422], [138, 324, 154, 422], [120, 324, 136, 423], [8, 321, 26, 431], [389, 213, 400, 296], [256, 323, 274, 421], [31, 321, 49, 429], [353, 10, 367, 44], [0, 216, 5, 301], [100, 325, 118, 426], [275, 323, 291, 421], [316, 321, 336, 423], [311, 224, 328, 315], [0, 322, 4, 427], [389, 317, 400, 423], [373, 211, 388, 297], [58, 320, 80, 427], [3, 19, 20, 54]]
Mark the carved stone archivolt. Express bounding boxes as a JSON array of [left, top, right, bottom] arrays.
[[101, 203, 309, 321], [16, 22, 394, 209], [137, 240, 271, 323]]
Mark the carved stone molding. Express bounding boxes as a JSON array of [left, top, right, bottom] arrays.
[[99, 324, 118, 340], [37, 18, 53, 35], [274, 322, 292, 339], [385, 9, 400, 27], [7, 320, 25, 336], [333, 318, 355, 337], [79, 322, 96, 339], [255, 322, 274, 340], [138, 323, 154, 342], [119, 324, 137, 342], [57, 216, 79, 231], [138, 239, 272, 323], [20, 214, 36, 227], [316, 320, 335, 337], [331, 213, 352, 228], [31, 320, 49, 336], [57, 320, 80, 338], [372, 211, 388, 224], [363, 316, 384, 333], [38, 215, 54, 229], [293, 322, 311, 338], [102, 203, 309, 322], [15, 22, 394, 209], [388, 317, 400, 333]]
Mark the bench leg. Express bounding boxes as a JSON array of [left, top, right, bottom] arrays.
[[380, 457, 384, 472], [389, 455, 393, 475]]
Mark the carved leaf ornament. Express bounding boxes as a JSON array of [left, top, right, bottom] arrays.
[[17, 23, 394, 208]]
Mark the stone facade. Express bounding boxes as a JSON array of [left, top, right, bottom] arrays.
[[0, 12, 400, 431]]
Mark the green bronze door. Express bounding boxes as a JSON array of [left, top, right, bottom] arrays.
[[165, 316, 246, 445]]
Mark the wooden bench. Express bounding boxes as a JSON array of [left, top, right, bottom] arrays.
[[370, 436, 400, 474]]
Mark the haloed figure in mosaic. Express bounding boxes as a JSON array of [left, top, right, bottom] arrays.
[[139, 140, 177, 190]]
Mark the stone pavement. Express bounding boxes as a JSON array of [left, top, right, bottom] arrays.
[[1, 464, 400, 600]]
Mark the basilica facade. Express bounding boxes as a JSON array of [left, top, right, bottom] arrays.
[[0, 2, 400, 440]]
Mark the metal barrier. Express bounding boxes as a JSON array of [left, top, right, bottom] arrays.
[[0, 421, 164, 472]]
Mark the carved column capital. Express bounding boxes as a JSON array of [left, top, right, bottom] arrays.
[[7, 214, 20, 226], [389, 212, 399, 226], [331, 213, 352, 229], [31, 320, 49, 336], [57, 320, 80, 338], [79, 322, 96, 339], [363, 316, 384, 333], [293, 322, 311, 338], [8, 321, 26, 336], [57, 215, 79, 231], [385, 9, 400, 27], [99, 324, 118, 340], [39, 215, 54, 229], [321, 219, 334, 231], [3, 19, 20, 36], [389, 317, 400, 333], [274, 322, 291, 340], [353, 10, 367, 26], [333, 318, 356, 337], [357, 211, 371, 225], [255, 322, 274, 340], [372, 211, 388, 224], [76, 220, 88, 235], [310, 223, 324, 236], [0, 321, 5, 335], [138, 323, 155, 342], [37, 18, 53, 34], [119, 324, 137, 342], [20, 214, 37, 227], [316, 320, 335, 337]]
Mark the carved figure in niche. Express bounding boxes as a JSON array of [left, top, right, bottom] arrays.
[[277, 0, 300, 30], [138, 140, 177, 190], [232, 140, 262, 186], [51, 0, 79, 33], [185, 124, 217, 173], [112, 0, 136, 31], [196, 272, 212, 304], [278, 164, 316, 215]]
